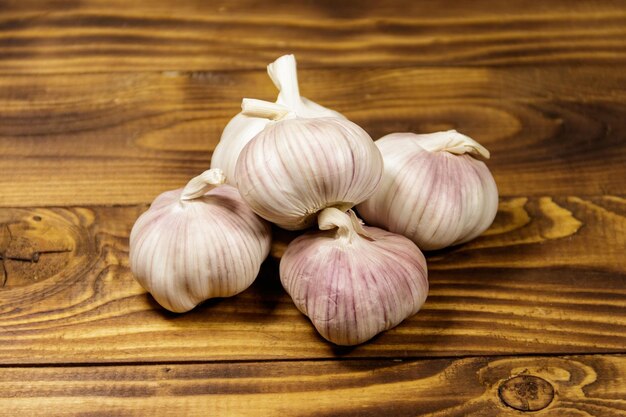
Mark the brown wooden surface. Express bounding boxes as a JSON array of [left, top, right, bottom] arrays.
[[0, 0, 625, 73], [0, 198, 624, 363], [1, 67, 626, 207], [1, 354, 625, 416], [1, 0, 625, 415]]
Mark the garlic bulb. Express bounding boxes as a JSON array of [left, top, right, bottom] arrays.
[[210, 54, 344, 185], [280, 208, 428, 346], [357, 130, 498, 251], [235, 99, 384, 230], [129, 169, 271, 313]]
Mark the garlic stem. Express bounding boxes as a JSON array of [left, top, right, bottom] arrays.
[[267, 54, 300, 108], [241, 98, 295, 121], [418, 130, 490, 159], [318, 208, 371, 243], [180, 168, 226, 201]]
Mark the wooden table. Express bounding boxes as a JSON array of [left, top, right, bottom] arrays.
[[1, 1, 625, 415]]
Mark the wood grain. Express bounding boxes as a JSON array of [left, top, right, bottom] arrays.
[[0, 196, 624, 364], [1, 66, 625, 207], [0, 354, 624, 416], [0, 0, 625, 73], [2, 0, 624, 414]]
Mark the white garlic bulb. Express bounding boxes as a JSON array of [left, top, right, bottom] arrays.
[[235, 99, 384, 230], [129, 169, 271, 313], [280, 208, 428, 346], [357, 130, 498, 251], [210, 54, 344, 185]]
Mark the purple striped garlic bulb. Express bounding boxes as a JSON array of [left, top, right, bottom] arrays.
[[129, 169, 271, 313], [210, 54, 344, 185], [357, 130, 498, 251], [280, 208, 428, 346], [235, 99, 384, 230]]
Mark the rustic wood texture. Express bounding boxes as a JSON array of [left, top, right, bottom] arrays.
[[1, 66, 626, 207], [0, 0, 625, 73], [1, 354, 625, 416], [0, 196, 624, 364], [1, 0, 625, 414]]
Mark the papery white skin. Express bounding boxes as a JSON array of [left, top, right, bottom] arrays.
[[129, 169, 271, 313], [210, 54, 344, 185], [357, 130, 498, 251], [235, 101, 384, 230], [280, 208, 428, 346]]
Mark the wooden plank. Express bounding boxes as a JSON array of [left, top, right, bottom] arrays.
[[0, 196, 624, 364], [0, 354, 624, 416], [0, 0, 625, 73], [1, 66, 626, 207]]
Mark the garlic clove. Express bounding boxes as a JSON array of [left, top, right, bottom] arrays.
[[280, 208, 428, 346], [210, 54, 344, 185], [129, 168, 272, 313], [357, 130, 498, 251], [235, 100, 384, 230], [210, 115, 270, 186]]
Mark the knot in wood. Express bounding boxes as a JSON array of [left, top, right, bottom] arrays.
[[0, 210, 75, 288], [498, 375, 554, 412]]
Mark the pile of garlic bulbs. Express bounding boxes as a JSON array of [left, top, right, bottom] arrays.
[[129, 55, 498, 346]]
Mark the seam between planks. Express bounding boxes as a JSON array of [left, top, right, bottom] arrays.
[[0, 351, 624, 369]]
